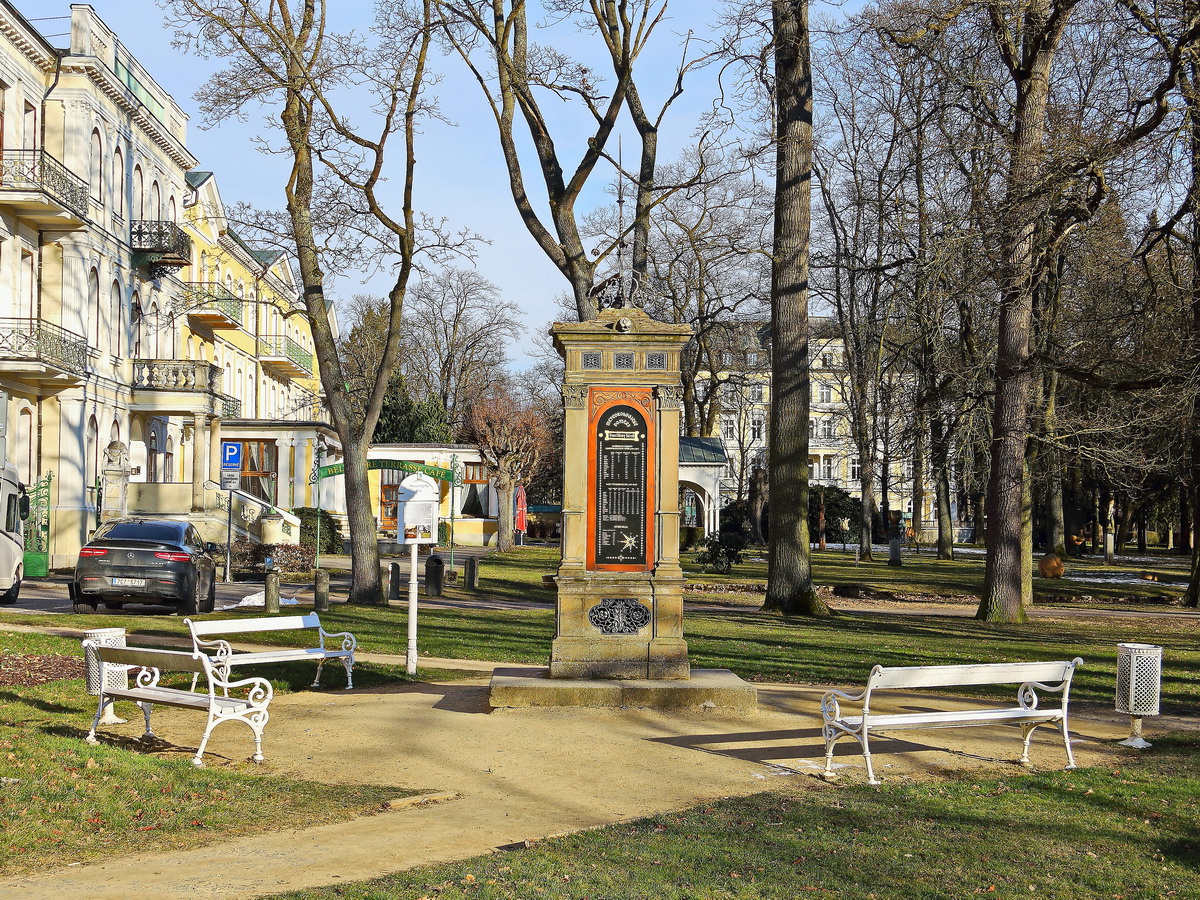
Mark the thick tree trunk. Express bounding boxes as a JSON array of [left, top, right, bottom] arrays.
[[931, 413, 954, 559], [763, 0, 830, 617], [859, 469, 875, 559], [749, 466, 767, 545], [495, 474, 515, 553], [911, 409, 926, 543], [979, 1, 1061, 623]]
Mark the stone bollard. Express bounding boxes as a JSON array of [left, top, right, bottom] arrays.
[[314, 570, 330, 612], [388, 562, 402, 604], [265, 571, 281, 614], [464, 557, 478, 590]]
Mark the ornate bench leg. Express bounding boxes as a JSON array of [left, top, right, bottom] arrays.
[[342, 657, 354, 690], [1019, 723, 1039, 765], [311, 659, 325, 688], [136, 702, 155, 741], [193, 715, 217, 766], [861, 729, 880, 785], [86, 695, 112, 744], [1060, 720, 1077, 770], [248, 710, 269, 764]]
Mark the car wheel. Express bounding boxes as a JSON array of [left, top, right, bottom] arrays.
[[177, 582, 200, 617], [0, 572, 19, 605], [72, 599, 98, 614], [202, 577, 216, 614]]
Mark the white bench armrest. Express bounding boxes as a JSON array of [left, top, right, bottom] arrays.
[[210, 672, 274, 707], [820, 687, 866, 723], [319, 628, 357, 653]]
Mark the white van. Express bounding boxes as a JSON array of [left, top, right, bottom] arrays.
[[0, 462, 25, 604]]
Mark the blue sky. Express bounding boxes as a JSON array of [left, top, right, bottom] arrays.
[[19, 1, 846, 364]]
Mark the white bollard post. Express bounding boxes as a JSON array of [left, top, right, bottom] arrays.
[[406, 542, 419, 675]]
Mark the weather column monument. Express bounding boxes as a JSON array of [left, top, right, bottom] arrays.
[[489, 299, 756, 711]]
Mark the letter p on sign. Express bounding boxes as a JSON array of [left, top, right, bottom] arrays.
[[221, 441, 242, 470]]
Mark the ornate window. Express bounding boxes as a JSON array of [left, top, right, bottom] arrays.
[[582, 352, 602, 369], [614, 352, 635, 369], [646, 352, 666, 370]]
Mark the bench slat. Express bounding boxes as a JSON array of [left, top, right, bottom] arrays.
[[102, 687, 253, 713], [189, 614, 321, 636], [225, 648, 350, 664], [96, 646, 207, 673], [844, 708, 1064, 729], [869, 660, 1077, 690]]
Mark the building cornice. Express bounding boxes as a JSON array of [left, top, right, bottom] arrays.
[[0, 7, 58, 71], [59, 57, 198, 171]]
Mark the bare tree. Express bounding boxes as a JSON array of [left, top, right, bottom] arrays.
[[463, 376, 552, 551], [436, 0, 690, 319], [398, 267, 523, 433], [165, 0, 445, 604]]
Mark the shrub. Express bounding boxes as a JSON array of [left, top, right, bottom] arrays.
[[292, 507, 343, 554], [679, 526, 704, 552], [438, 520, 450, 546], [695, 532, 749, 574], [231, 540, 315, 573]]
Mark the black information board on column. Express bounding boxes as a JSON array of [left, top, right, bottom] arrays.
[[594, 404, 649, 566]]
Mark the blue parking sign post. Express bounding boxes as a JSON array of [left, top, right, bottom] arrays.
[[221, 442, 242, 583]]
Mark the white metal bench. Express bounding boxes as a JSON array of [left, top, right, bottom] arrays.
[[82, 643, 273, 767], [820, 658, 1084, 784], [185, 613, 357, 689]]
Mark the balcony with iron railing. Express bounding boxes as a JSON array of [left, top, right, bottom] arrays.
[[258, 335, 314, 378], [131, 359, 240, 418], [0, 318, 88, 382], [0, 149, 90, 227], [131, 219, 192, 276], [179, 282, 244, 329]]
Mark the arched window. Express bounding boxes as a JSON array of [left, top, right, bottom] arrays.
[[147, 428, 159, 483], [110, 420, 120, 446], [200, 251, 209, 284], [147, 301, 159, 358], [86, 416, 99, 504], [113, 147, 124, 217], [164, 436, 174, 484], [88, 269, 100, 349], [167, 195, 176, 223], [132, 165, 143, 219], [131, 292, 142, 359], [110, 281, 122, 357], [89, 130, 103, 202], [149, 181, 161, 220], [16, 408, 33, 484]]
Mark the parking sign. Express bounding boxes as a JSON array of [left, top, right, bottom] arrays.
[[221, 441, 242, 471]]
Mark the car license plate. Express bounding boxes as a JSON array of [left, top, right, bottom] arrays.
[[111, 577, 146, 588]]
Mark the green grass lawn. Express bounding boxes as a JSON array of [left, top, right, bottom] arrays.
[[274, 734, 1200, 900], [0, 631, 426, 875], [2, 545, 1197, 890]]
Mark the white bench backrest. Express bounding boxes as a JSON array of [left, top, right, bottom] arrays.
[[187, 613, 321, 637], [87, 642, 209, 674], [868, 659, 1082, 692]]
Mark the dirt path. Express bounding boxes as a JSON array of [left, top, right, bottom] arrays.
[[0, 660, 1169, 900]]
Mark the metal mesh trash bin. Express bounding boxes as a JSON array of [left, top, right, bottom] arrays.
[[1115, 642, 1161, 748], [84, 628, 128, 696], [84, 627, 130, 725]]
